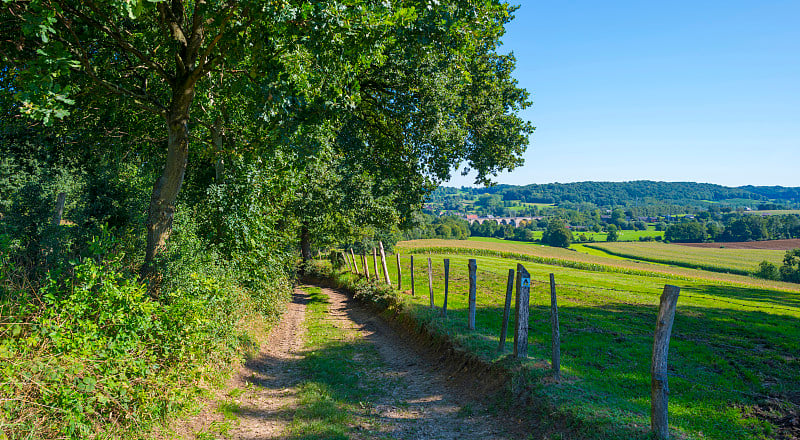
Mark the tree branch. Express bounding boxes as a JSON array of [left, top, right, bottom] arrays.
[[56, 0, 173, 85]]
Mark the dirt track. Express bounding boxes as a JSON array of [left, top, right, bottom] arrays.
[[172, 286, 513, 439]]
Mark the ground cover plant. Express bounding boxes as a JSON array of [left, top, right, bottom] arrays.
[[341, 241, 800, 439], [582, 241, 786, 275]]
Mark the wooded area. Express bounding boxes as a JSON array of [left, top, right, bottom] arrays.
[[0, 1, 532, 437]]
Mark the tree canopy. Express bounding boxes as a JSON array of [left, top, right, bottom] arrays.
[[2, 0, 533, 266]]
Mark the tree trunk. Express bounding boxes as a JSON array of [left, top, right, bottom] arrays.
[[300, 223, 312, 264], [212, 116, 225, 182], [144, 86, 194, 266]]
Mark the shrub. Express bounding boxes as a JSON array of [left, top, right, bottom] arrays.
[[779, 249, 800, 283], [753, 261, 780, 281]]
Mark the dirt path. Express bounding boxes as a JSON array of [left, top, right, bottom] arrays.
[[175, 285, 513, 439], [320, 286, 510, 440]]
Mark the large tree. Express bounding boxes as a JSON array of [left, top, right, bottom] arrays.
[[2, 0, 532, 266]]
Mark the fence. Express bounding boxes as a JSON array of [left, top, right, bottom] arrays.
[[329, 242, 786, 440]]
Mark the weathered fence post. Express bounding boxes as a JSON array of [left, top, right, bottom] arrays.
[[52, 192, 66, 226], [341, 251, 349, 271], [379, 241, 391, 284], [372, 247, 379, 281], [651, 285, 681, 440], [362, 252, 370, 279], [351, 249, 360, 275], [396, 253, 402, 290], [427, 257, 434, 308], [410, 255, 415, 296], [513, 264, 531, 358], [549, 273, 561, 380], [442, 259, 450, 316], [497, 268, 515, 352], [468, 259, 477, 330]]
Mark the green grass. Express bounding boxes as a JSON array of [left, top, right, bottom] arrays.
[[583, 242, 785, 275], [348, 241, 800, 439], [400, 239, 800, 292]]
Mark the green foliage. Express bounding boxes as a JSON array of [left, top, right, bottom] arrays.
[[606, 224, 619, 242], [541, 220, 572, 248], [665, 221, 707, 243], [779, 249, 800, 283], [0, 229, 274, 438], [754, 260, 780, 281]]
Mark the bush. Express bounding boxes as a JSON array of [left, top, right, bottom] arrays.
[[779, 249, 800, 283], [1, 214, 291, 438], [753, 260, 780, 281]]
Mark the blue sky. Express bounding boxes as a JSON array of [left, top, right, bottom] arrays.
[[447, 1, 800, 187]]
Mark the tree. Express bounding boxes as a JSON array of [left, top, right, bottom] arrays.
[[606, 224, 619, 242], [779, 249, 800, 283], [542, 220, 572, 248], [665, 222, 706, 243], [4, 1, 532, 267]]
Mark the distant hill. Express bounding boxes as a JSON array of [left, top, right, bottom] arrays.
[[440, 181, 800, 208]]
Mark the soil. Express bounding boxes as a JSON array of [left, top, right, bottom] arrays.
[[673, 239, 800, 250], [171, 285, 514, 439]]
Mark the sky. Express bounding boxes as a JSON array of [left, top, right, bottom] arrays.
[[446, 1, 800, 188]]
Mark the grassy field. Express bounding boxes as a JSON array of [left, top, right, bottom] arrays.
[[470, 229, 663, 243], [582, 242, 786, 275], [406, 239, 800, 292], [348, 241, 800, 439]]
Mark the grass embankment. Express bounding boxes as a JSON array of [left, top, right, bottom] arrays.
[[335, 241, 800, 439], [582, 242, 786, 275]]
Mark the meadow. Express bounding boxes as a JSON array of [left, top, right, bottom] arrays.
[[406, 239, 800, 292], [582, 241, 786, 275], [344, 239, 800, 439]]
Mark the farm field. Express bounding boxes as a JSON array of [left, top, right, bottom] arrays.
[[583, 241, 786, 275], [469, 229, 664, 243], [405, 238, 800, 292], [677, 239, 800, 250], [352, 242, 800, 440]]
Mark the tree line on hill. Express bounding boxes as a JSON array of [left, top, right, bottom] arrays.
[[664, 213, 800, 243], [428, 181, 800, 216]]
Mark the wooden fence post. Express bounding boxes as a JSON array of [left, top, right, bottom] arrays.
[[427, 257, 434, 308], [498, 268, 515, 352], [351, 249, 360, 275], [362, 252, 370, 279], [396, 253, 402, 290], [52, 192, 66, 226], [372, 247, 379, 281], [442, 259, 450, 316], [513, 264, 531, 358], [410, 255, 415, 296], [341, 251, 349, 271], [468, 259, 477, 330], [651, 285, 681, 440], [549, 273, 561, 379], [379, 241, 391, 284]]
